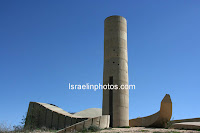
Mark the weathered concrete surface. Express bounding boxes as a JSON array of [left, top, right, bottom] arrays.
[[56, 115, 110, 133], [103, 15, 129, 127], [58, 114, 65, 130], [73, 108, 102, 118], [25, 102, 88, 130], [169, 118, 200, 130], [129, 94, 172, 128], [170, 122, 200, 130], [171, 118, 200, 124]]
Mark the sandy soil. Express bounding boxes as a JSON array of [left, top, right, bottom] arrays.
[[100, 127, 200, 133], [17, 127, 200, 133]]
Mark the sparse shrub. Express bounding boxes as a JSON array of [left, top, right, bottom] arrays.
[[13, 125, 24, 132], [88, 125, 100, 132], [40, 126, 48, 131], [166, 121, 173, 129], [0, 122, 12, 133], [117, 126, 130, 128], [81, 127, 88, 132], [165, 118, 174, 129], [140, 130, 149, 132], [167, 131, 180, 133], [81, 125, 100, 132]]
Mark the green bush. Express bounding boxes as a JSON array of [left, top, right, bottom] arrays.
[[88, 125, 100, 132], [81, 127, 89, 132], [81, 125, 100, 132]]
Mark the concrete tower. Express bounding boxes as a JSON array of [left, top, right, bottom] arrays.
[[102, 15, 129, 127]]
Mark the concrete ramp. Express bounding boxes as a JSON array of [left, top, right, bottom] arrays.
[[129, 94, 172, 128], [25, 102, 90, 130], [57, 115, 110, 133]]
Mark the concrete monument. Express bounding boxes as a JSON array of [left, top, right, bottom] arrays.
[[129, 94, 172, 128], [102, 15, 129, 128], [25, 16, 176, 132]]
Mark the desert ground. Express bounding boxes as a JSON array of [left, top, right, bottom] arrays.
[[100, 127, 200, 133], [21, 127, 200, 133]]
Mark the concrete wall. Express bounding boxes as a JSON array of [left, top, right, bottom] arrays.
[[57, 115, 110, 133], [170, 122, 200, 130], [129, 94, 172, 128], [103, 15, 129, 127], [171, 118, 200, 124], [25, 102, 87, 130]]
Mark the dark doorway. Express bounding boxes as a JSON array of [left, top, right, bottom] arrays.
[[109, 76, 113, 127]]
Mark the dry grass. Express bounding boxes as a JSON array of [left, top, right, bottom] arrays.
[[0, 121, 12, 132]]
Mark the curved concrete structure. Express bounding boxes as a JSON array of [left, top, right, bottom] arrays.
[[103, 15, 129, 127], [170, 122, 200, 130], [170, 118, 200, 130], [170, 118, 200, 124], [129, 94, 172, 128], [25, 102, 90, 130], [57, 115, 110, 133], [73, 108, 102, 118]]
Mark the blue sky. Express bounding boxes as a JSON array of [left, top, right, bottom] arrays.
[[0, 0, 200, 126]]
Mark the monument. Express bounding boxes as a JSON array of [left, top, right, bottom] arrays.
[[129, 94, 172, 128], [102, 15, 129, 127], [24, 16, 175, 132]]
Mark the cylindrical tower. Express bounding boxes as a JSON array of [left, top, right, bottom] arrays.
[[102, 15, 129, 127]]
